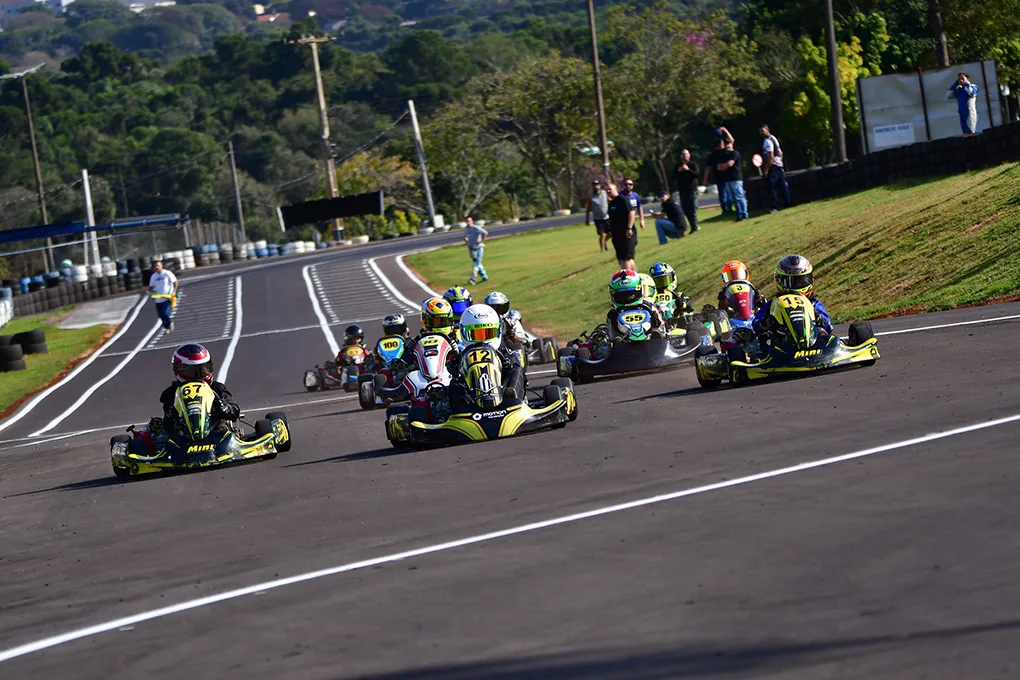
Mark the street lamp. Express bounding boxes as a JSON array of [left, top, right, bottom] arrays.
[[1, 63, 55, 270]]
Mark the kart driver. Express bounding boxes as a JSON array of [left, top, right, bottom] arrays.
[[452, 304, 528, 404], [718, 259, 768, 313], [648, 262, 693, 315], [335, 324, 367, 365], [752, 254, 833, 336], [607, 269, 666, 340], [444, 287, 473, 320], [418, 297, 459, 346], [158, 343, 240, 432], [371, 313, 415, 372], [483, 291, 527, 346]]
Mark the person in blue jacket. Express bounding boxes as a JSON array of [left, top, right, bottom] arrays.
[[752, 254, 833, 335], [947, 72, 979, 135]]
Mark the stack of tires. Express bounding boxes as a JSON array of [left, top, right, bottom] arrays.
[[123, 259, 144, 291], [234, 243, 249, 261], [219, 243, 234, 263], [254, 239, 269, 258], [0, 329, 47, 373]]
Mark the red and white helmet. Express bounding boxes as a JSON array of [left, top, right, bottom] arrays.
[[172, 343, 215, 384]]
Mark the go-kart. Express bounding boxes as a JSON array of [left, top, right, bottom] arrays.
[[557, 303, 720, 384], [694, 293, 880, 388], [110, 381, 291, 478], [357, 334, 413, 409], [385, 342, 577, 448], [507, 311, 558, 365], [303, 344, 368, 392], [359, 333, 451, 410]]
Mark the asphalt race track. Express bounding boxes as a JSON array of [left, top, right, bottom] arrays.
[[2, 216, 1020, 679]]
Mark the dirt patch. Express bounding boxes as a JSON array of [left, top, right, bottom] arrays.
[[0, 325, 117, 420], [967, 210, 1002, 232], [887, 278, 919, 294], [870, 293, 1020, 320]]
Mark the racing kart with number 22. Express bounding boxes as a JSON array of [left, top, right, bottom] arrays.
[[110, 381, 291, 478], [303, 344, 369, 392]]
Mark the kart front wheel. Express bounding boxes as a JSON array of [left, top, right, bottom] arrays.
[[551, 378, 578, 422], [694, 345, 722, 389], [848, 321, 877, 366], [265, 411, 291, 452], [543, 338, 558, 363], [359, 379, 376, 410]]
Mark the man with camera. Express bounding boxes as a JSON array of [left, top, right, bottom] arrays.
[[948, 72, 980, 135]]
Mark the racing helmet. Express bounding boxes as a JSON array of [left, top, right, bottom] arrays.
[[721, 260, 750, 284], [460, 304, 503, 350], [344, 324, 365, 345], [639, 273, 656, 300], [483, 291, 511, 317], [382, 313, 407, 337], [648, 262, 677, 292], [172, 343, 215, 384], [775, 254, 814, 297], [443, 286, 473, 316], [608, 269, 643, 308], [421, 297, 455, 333]]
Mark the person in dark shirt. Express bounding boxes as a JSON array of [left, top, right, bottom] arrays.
[[653, 190, 686, 244], [672, 148, 700, 233], [606, 182, 636, 270], [703, 138, 748, 221]]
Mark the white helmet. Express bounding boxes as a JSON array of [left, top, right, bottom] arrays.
[[483, 291, 511, 316], [460, 304, 503, 351]]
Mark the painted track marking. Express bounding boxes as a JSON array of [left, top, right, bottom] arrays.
[[216, 276, 244, 383], [302, 264, 340, 357], [31, 319, 163, 437], [366, 256, 420, 312], [395, 254, 440, 297], [0, 295, 147, 434], [3, 411, 1020, 663], [873, 312, 1020, 336]]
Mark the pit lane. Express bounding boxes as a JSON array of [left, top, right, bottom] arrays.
[[1, 220, 1019, 678]]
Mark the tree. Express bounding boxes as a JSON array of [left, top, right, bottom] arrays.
[[603, 4, 767, 190]]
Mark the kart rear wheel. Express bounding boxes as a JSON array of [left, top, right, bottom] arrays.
[[113, 464, 131, 479], [685, 328, 702, 349], [359, 379, 376, 410], [265, 411, 291, 452], [303, 370, 319, 392], [110, 434, 130, 448], [543, 338, 558, 363], [318, 367, 331, 391]]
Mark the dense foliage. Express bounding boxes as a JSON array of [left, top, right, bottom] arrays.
[[2, 0, 1019, 276]]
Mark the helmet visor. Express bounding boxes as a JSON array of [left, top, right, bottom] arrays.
[[489, 300, 510, 316], [465, 325, 500, 342], [382, 322, 407, 336], [449, 299, 470, 316], [177, 360, 214, 381], [611, 288, 643, 306], [651, 274, 673, 291], [423, 312, 454, 330], [722, 266, 749, 283], [776, 272, 813, 292]]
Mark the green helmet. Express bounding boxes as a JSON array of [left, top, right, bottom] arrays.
[[608, 269, 643, 308], [648, 262, 677, 292]]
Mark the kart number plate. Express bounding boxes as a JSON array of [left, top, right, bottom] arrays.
[[620, 310, 650, 325], [727, 282, 750, 294], [379, 338, 402, 352], [419, 336, 443, 347]]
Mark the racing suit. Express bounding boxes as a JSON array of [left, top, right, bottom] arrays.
[[449, 342, 527, 410], [752, 296, 833, 335], [335, 342, 367, 366], [502, 310, 527, 345], [606, 300, 667, 342], [718, 282, 767, 316], [158, 380, 241, 433]]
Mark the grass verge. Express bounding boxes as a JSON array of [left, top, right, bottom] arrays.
[[1, 307, 114, 417], [407, 162, 1020, 338]]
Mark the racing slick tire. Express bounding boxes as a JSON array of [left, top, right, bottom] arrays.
[[318, 367, 332, 391], [848, 321, 878, 366], [407, 405, 430, 448], [265, 411, 291, 452], [543, 385, 568, 429], [110, 435, 132, 478], [556, 347, 573, 378], [726, 345, 749, 386], [551, 377, 578, 421], [385, 404, 410, 448], [695, 344, 722, 389], [358, 374, 377, 410], [254, 419, 278, 458], [303, 370, 319, 392], [543, 338, 558, 363]]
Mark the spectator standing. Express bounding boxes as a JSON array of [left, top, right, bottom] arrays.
[[759, 124, 791, 212], [585, 179, 611, 253], [148, 259, 178, 333], [463, 216, 489, 285], [715, 128, 735, 213], [703, 138, 748, 221], [947, 72, 980, 135], [606, 182, 637, 270], [653, 190, 686, 244], [672, 149, 700, 233], [621, 178, 646, 240]]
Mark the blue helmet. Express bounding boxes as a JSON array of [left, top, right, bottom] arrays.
[[443, 286, 473, 316]]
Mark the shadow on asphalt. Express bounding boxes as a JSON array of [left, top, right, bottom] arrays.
[[353, 619, 1020, 679], [6, 476, 126, 496], [282, 447, 416, 467], [291, 407, 365, 421]]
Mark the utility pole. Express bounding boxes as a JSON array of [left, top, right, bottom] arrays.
[[1, 64, 55, 271], [823, 0, 847, 162], [227, 140, 247, 244], [81, 169, 101, 265], [408, 100, 437, 227], [291, 34, 343, 239], [586, 0, 611, 179]]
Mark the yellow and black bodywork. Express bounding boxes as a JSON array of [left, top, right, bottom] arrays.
[[110, 382, 290, 478], [695, 293, 880, 387], [386, 344, 578, 447]]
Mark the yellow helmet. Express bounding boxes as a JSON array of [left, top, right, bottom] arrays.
[[421, 297, 455, 333]]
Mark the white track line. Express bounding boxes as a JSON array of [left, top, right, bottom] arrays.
[[302, 264, 339, 357], [366, 256, 420, 311], [395, 254, 440, 297], [215, 276, 244, 383], [0, 295, 148, 434], [31, 319, 163, 437], [3, 411, 1020, 663], [874, 312, 1020, 336]]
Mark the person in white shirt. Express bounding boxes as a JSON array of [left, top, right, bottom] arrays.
[[148, 259, 179, 332], [760, 123, 791, 213]]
